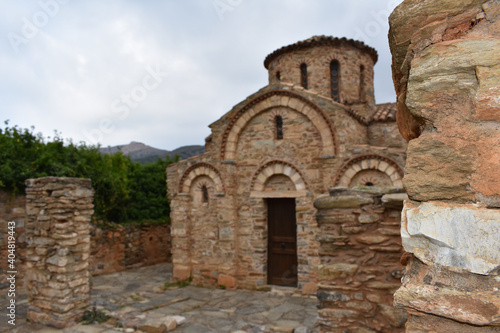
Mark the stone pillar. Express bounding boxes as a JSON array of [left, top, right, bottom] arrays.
[[170, 194, 193, 281], [389, 0, 500, 331], [25, 177, 93, 328], [314, 188, 408, 332]]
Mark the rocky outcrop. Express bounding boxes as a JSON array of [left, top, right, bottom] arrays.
[[389, 0, 500, 207], [389, 0, 500, 331]]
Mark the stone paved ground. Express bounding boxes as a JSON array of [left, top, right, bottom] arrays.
[[1, 263, 319, 333]]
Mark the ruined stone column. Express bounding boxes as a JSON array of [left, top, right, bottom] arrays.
[[389, 0, 500, 331], [25, 177, 93, 328]]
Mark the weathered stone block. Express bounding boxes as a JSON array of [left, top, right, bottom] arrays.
[[318, 308, 360, 320], [319, 263, 358, 279], [46, 255, 74, 267], [402, 201, 500, 275], [358, 214, 380, 224], [404, 136, 475, 202], [356, 235, 389, 245], [378, 304, 407, 328], [381, 193, 408, 209], [317, 291, 350, 302], [366, 281, 400, 291], [341, 226, 366, 234], [217, 274, 237, 289], [314, 195, 373, 209]]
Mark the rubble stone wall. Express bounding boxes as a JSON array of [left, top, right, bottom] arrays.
[[389, 0, 500, 331], [0, 190, 172, 288], [89, 224, 171, 276], [314, 188, 407, 332], [0, 192, 27, 288]]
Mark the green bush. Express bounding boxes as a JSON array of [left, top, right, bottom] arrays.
[[0, 121, 175, 224]]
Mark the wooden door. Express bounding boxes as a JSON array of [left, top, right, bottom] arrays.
[[267, 198, 298, 286]]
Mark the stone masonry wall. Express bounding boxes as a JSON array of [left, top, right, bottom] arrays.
[[89, 224, 171, 276], [314, 188, 407, 332], [389, 0, 500, 331], [25, 177, 93, 328], [0, 191, 172, 287], [0, 192, 27, 288]]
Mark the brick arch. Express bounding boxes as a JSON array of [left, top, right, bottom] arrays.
[[179, 163, 224, 194], [221, 91, 337, 161], [251, 160, 309, 192], [334, 155, 404, 188]]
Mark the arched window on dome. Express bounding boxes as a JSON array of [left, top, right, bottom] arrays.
[[359, 65, 365, 102], [330, 60, 340, 102], [275, 115, 283, 140], [300, 63, 308, 89]]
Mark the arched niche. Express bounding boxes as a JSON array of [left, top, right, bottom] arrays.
[[335, 155, 404, 188], [250, 160, 309, 198], [178, 163, 225, 195]]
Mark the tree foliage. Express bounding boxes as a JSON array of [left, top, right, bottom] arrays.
[[0, 122, 176, 224]]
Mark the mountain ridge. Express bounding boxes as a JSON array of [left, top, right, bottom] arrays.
[[99, 141, 205, 164]]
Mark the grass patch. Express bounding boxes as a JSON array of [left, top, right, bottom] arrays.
[[80, 305, 110, 325], [163, 276, 193, 290]]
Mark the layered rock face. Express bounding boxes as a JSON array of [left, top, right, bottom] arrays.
[[389, 0, 500, 331]]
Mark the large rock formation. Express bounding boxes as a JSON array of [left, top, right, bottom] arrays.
[[389, 0, 500, 331]]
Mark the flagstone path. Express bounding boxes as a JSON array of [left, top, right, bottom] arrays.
[[2, 263, 319, 333]]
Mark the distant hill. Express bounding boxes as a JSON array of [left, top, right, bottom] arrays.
[[99, 142, 205, 164]]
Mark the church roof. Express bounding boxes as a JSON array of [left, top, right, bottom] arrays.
[[264, 35, 378, 69], [346, 102, 397, 125], [372, 103, 397, 122]]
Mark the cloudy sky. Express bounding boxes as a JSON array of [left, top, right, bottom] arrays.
[[1, 0, 403, 151]]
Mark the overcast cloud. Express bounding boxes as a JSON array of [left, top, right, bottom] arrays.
[[0, 0, 403, 150]]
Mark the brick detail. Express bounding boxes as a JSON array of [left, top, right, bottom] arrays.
[[250, 160, 309, 192], [334, 154, 404, 188], [178, 162, 225, 194]]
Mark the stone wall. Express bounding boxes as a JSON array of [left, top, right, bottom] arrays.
[[0, 192, 27, 288], [0, 191, 172, 287], [25, 177, 93, 328], [389, 0, 500, 331], [90, 224, 171, 275], [314, 188, 407, 332]]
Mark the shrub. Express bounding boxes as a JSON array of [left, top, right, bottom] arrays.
[[0, 121, 175, 224]]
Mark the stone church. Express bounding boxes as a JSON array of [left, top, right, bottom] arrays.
[[167, 36, 407, 293]]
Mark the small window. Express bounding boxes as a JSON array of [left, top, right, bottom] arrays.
[[275, 115, 283, 140], [300, 63, 308, 89], [276, 71, 281, 81], [330, 60, 340, 102], [201, 185, 209, 203], [359, 65, 365, 102]]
